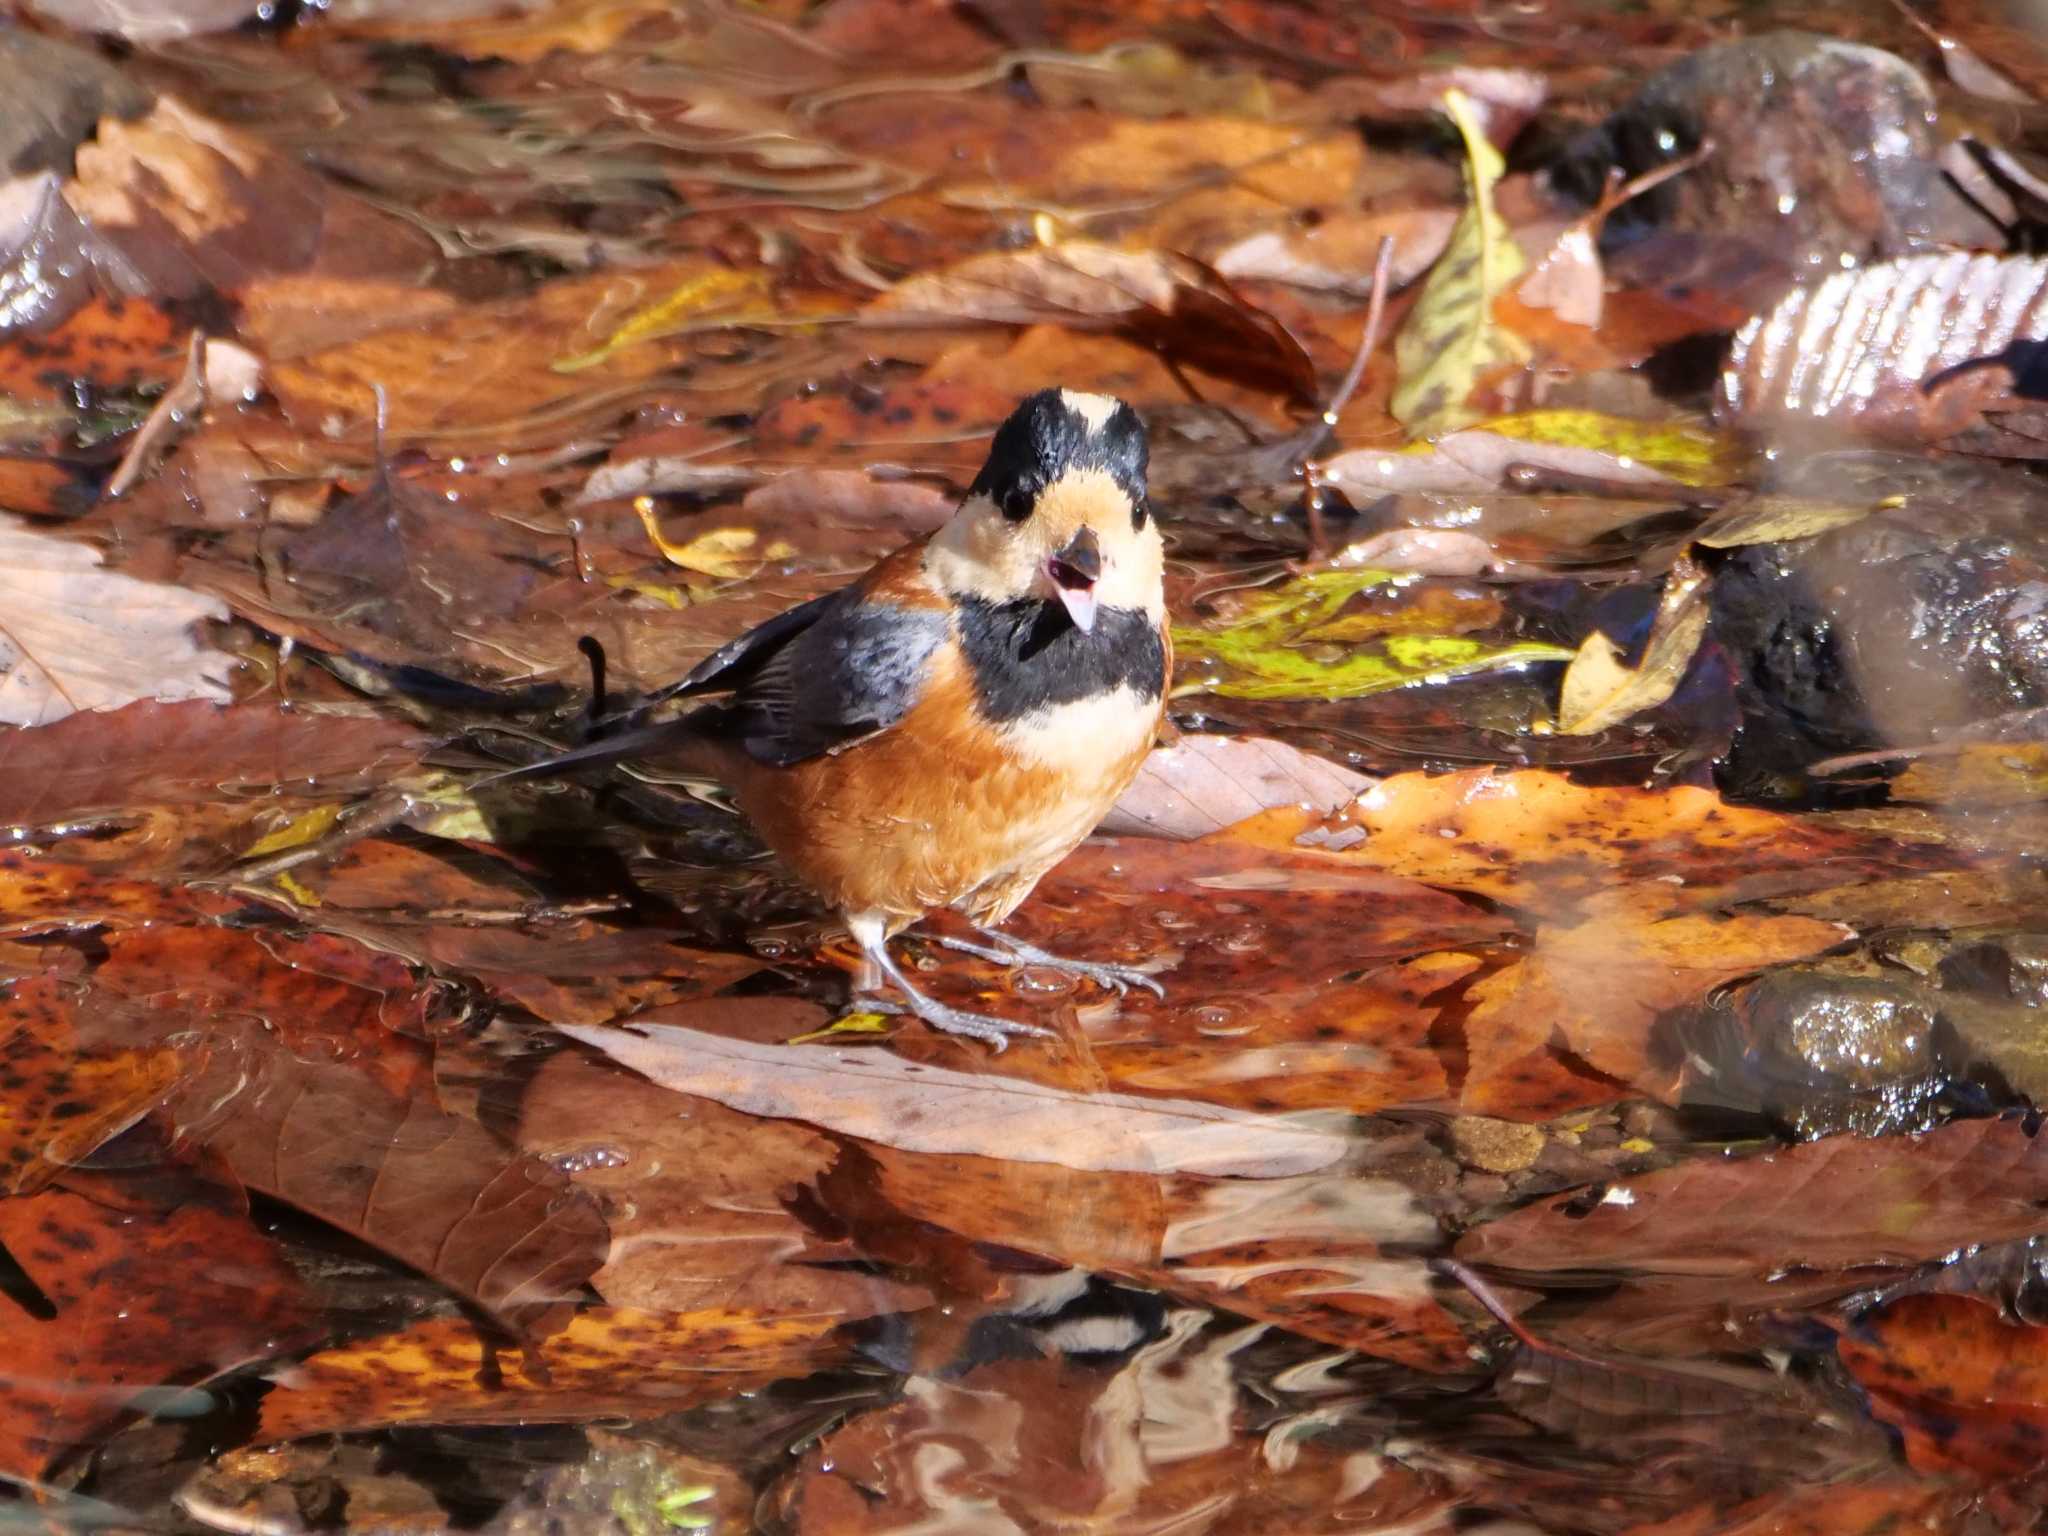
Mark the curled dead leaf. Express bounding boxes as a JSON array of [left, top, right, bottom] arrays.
[[1557, 554, 1710, 735]]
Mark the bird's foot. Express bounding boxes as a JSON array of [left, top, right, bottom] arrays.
[[853, 995, 1055, 1052], [932, 930, 1168, 999]]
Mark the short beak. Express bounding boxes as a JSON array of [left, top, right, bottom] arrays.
[[1047, 528, 1102, 634]]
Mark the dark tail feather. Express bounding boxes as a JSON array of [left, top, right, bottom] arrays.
[[473, 716, 705, 791]]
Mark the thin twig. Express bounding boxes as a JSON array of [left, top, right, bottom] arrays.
[[1300, 234, 1395, 556]]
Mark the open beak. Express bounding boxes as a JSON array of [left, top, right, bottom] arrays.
[[1047, 527, 1102, 634]]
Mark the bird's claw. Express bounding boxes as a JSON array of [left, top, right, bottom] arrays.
[[931, 934, 1169, 999], [852, 995, 1055, 1052]]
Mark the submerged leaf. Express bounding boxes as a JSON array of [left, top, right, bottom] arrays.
[[1557, 553, 1710, 734], [552, 267, 772, 372], [1174, 569, 1570, 702], [257, 1306, 842, 1443], [1321, 408, 1731, 496], [1390, 89, 1529, 436], [556, 1019, 1349, 1178]]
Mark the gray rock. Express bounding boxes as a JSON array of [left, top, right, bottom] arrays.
[[1550, 32, 2001, 296]]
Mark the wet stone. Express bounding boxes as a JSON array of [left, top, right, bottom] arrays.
[[1707, 459, 2048, 793], [1449, 1115, 1546, 1174], [1549, 31, 2000, 299], [1672, 968, 1967, 1139]]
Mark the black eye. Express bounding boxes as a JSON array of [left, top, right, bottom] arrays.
[[1131, 497, 1150, 530], [1000, 485, 1035, 522]]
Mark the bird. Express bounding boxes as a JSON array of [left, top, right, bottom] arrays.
[[499, 388, 1172, 1048]]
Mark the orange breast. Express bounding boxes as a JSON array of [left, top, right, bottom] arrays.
[[727, 641, 1162, 928]]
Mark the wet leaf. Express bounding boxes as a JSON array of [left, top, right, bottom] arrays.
[[0, 974, 189, 1194], [556, 1017, 1350, 1178], [1098, 735, 1372, 839], [256, 1305, 843, 1443], [185, 1043, 609, 1330], [0, 516, 231, 726], [0, 701, 433, 827], [1461, 902, 1851, 1114], [1621, 1480, 1980, 1535], [1557, 553, 1711, 735], [1288, 768, 1944, 914], [0, 1188, 318, 1478], [1173, 569, 1572, 702], [1390, 89, 1528, 436], [553, 267, 774, 373], [1320, 409, 1732, 497], [1836, 1293, 2048, 1478], [864, 240, 1318, 403], [1459, 1114, 2048, 1278], [1719, 252, 2048, 448], [1694, 494, 1884, 548], [521, 1051, 929, 1321]]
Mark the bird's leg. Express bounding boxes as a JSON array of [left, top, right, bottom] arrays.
[[845, 914, 1055, 1052], [931, 922, 1168, 999]]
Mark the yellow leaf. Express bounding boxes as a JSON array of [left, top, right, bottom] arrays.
[[788, 1011, 898, 1045], [1462, 409, 1732, 487], [635, 501, 793, 579], [553, 268, 769, 373], [1557, 554, 1710, 735], [1390, 89, 1528, 437], [244, 801, 343, 857]]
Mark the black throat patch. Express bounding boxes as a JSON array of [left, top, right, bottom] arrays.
[[954, 596, 1166, 724]]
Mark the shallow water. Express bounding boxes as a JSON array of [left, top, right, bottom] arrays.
[[8, 0, 2048, 1531]]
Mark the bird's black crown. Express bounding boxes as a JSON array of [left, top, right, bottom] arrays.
[[969, 389, 1150, 529]]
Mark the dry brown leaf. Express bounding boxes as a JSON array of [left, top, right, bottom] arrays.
[[555, 1019, 1349, 1178], [1557, 554, 1710, 735], [1212, 207, 1456, 295], [1098, 735, 1372, 840], [0, 516, 231, 726]]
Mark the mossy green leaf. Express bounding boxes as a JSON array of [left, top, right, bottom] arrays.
[[1173, 569, 1572, 702]]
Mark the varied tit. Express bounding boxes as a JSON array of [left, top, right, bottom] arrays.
[[504, 389, 1172, 1048]]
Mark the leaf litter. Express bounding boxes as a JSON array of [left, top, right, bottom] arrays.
[[1, 0, 2047, 1529]]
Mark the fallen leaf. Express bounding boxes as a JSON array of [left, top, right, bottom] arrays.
[[0, 701, 432, 827], [1212, 207, 1457, 295], [0, 1188, 318, 1478], [554, 1019, 1350, 1178], [1621, 1480, 1980, 1536], [180, 1042, 609, 1329], [1459, 1114, 2048, 1278], [1390, 89, 1528, 436], [552, 267, 774, 373], [1173, 569, 1572, 702], [1460, 901, 1851, 1115], [863, 240, 1318, 403], [1097, 735, 1372, 839], [1557, 553, 1711, 735], [0, 974, 189, 1194], [0, 515, 231, 727], [1296, 768, 1943, 914], [521, 1051, 929, 1321], [1718, 252, 2048, 449], [256, 1305, 843, 1443], [1694, 494, 1883, 548], [1837, 1293, 2048, 1478], [1319, 409, 1730, 497]]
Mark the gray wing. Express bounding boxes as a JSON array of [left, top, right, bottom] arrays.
[[704, 587, 948, 767], [478, 588, 946, 786]]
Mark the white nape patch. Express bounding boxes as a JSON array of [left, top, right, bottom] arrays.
[[1060, 389, 1119, 433]]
